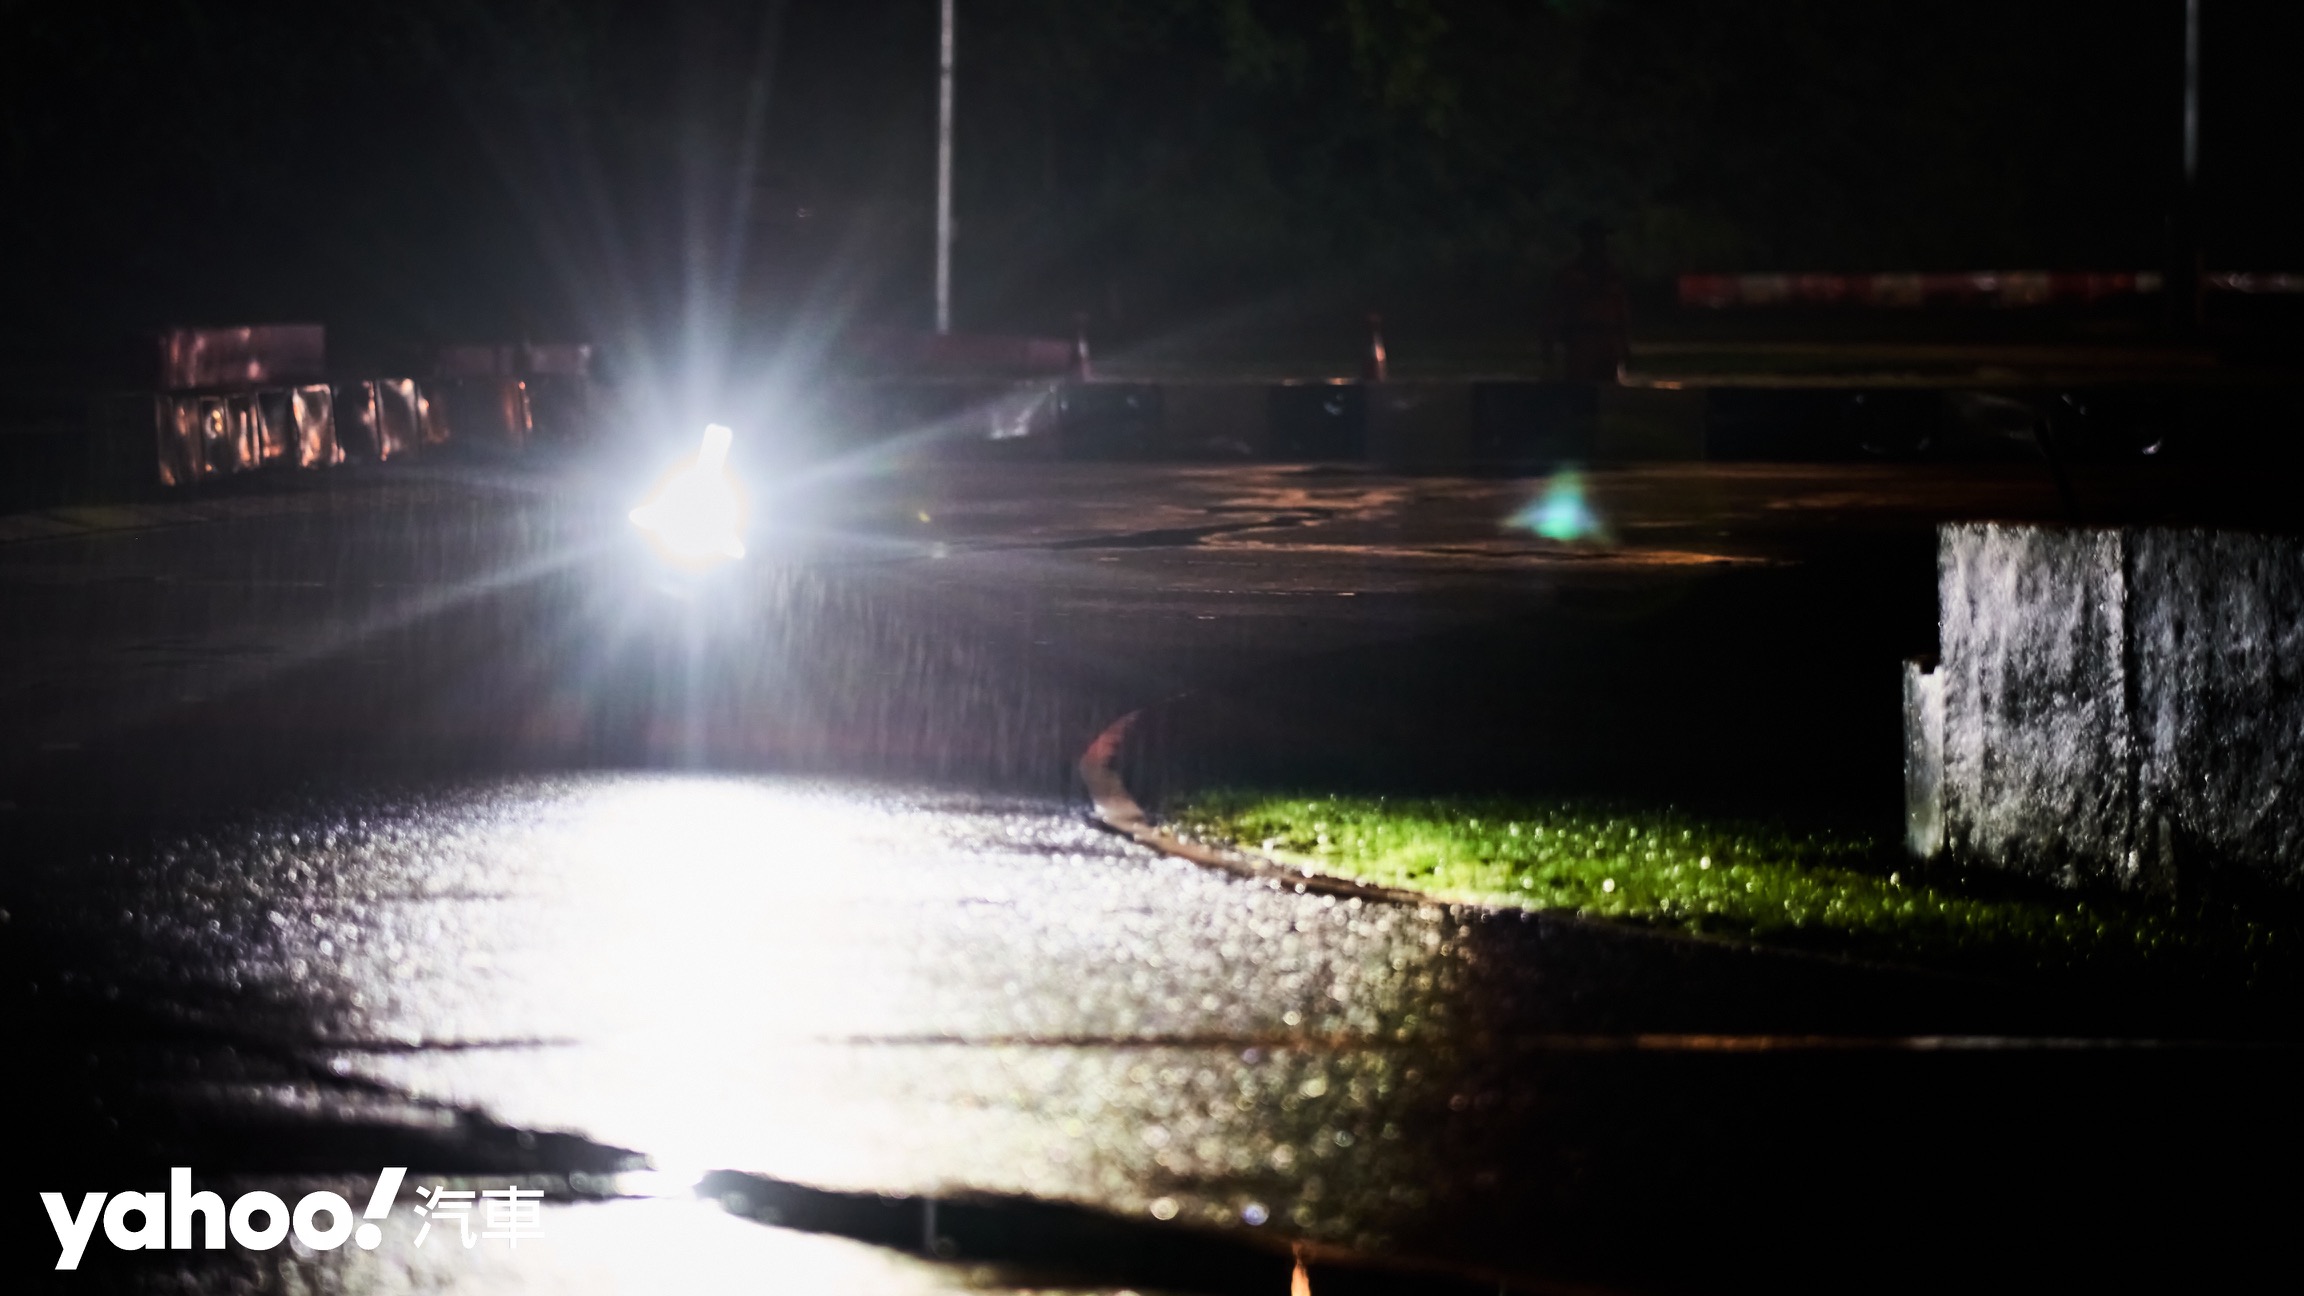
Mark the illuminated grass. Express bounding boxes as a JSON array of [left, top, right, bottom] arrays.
[[1170, 791, 2286, 980]]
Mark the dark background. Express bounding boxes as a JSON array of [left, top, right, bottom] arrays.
[[3, 0, 2298, 370]]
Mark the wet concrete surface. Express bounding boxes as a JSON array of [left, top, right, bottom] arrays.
[[3, 460, 2298, 1292]]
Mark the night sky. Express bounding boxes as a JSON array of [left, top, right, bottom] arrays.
[[4, 0, 2300, 367]]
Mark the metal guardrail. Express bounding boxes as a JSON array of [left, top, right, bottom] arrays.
[[842, 375, 2299, 467], [833, 378, 1683, 467]]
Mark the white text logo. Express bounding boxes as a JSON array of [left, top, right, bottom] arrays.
[[40, 1168, 409, 1271]]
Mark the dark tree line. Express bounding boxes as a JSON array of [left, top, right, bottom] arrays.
[[2, 0, 2292, 355]]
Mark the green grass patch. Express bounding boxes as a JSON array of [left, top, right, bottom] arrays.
[[1170, 791, 2292, 984]]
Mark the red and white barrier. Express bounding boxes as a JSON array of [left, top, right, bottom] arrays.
[[1677, 271, 2182, 309], [1678, 270, 2304, 308]]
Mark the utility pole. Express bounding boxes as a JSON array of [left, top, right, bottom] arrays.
[[2182, 0, 2200, 187], [2178, 0, 2203, 330], [935, 0, 956, 335]]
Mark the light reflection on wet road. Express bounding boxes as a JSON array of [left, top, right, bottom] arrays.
[[5, 463, 2298, 1293], [146, 775, 1451, 1235], [27, 766, 2278, 1292]]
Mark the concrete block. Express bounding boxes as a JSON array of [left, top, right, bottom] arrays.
[[374, 378, 421, 459], [194, 395, 239, 477], [253, 389, 295, 465], [1903, 658, 1945, 860], [334, 381, 381, 461], [1596, 386, 1707, 460], [1158, 383, 1265, 458], [829, 381, 1058, 457], [1470, 383, 1594, 468], [1916, 521, 2304, 894], [1058, 383, 1162, 459], [977, 382, 1061, 452], [523, 376, 597, 444], [1367, 382, 1473, 469], [1703, 388, 1850, 460], [1936, 524, 2133, 886], [1267, 383, 1365, 461], [161, 396, 204, 485], [291, 385, 340, 467], [2128, 529, 2304, 891], [428, 377, 529, 450]]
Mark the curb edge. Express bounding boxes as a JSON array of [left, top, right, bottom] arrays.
[[1078, 706, 2014, 983]]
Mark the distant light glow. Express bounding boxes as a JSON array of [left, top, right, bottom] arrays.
[[630, 423, 748, 566], [1509, 467, 1608, 543]]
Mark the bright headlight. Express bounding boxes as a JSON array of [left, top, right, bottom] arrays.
[[630, 423, 748, 566]]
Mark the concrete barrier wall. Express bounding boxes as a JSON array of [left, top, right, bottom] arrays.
[[1908, 522, 2304, 894], [845, 379, 1706, 467]]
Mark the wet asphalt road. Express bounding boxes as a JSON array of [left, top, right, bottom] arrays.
[[3, 458, 2299, 1293]]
